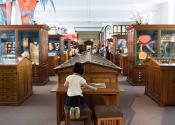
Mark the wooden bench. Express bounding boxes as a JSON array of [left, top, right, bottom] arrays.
[[64, 105, 92, 125], [94, 105, 123, 125]]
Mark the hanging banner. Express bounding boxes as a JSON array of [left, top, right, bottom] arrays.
[[63, 33, 77, 41], [6, 0, 12, 25], [11, 0, 22, 25], [17, 0, 37, 24], [0, 0, 12, 25], [0, 3, 6, 24]]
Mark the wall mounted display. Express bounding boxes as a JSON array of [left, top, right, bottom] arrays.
[[0, 25, 49, 85], [127, 24, 175, 86]]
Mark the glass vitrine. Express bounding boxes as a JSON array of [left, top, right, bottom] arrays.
[[0, 30, 15, 57], [18, 30, 39, 64], [116, 39, 127, 54], [48, 38, 60, 54], [160, 30, 175, 58], [136, 30, 158, 65]]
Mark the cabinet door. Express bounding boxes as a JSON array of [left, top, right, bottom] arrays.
[[160, 30, 175, 58], [135, 30, 158, 65], [166, 70, 175, 104], [18, 30, 39, 64], [0, 30, 15, 56]]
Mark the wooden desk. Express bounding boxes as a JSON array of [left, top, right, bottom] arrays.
[[53, 53, 122, 125], [51, 84, 124, 125]]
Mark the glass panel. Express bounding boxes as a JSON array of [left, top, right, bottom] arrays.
[[64, 40, 68, 51], [116, 39, 127, 54], [0, 30, 15, 57], [136, 30, 158, 65], [122, 26, 126, 33], [113, 26, 117, 33], [161, 30, 175, 58], [117, 26, 121, 33], [48, 38, 60, 54], [0, 57, 22, 65], [105, 26, 112, 39], [18, 30, 39, 64]]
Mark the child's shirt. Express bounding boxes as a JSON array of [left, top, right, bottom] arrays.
[[66, 74, 86, 96]]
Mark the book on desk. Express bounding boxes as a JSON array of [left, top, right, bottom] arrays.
[[88, 83, 106, 88]]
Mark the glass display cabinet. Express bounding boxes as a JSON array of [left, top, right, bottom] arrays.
[[18, 30, 39, 64], [48, 34, 62, 54], [127, 24, 175, 85], [48, 35, 63, 76], [112, 34, 127, 64], [160, 30, 175, 58], [0, 30, 16, 56], [0, 25, 49, 85]]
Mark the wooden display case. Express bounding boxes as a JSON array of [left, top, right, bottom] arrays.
[[145, 58, 175, 106], [119, 54, 128, 76], [48, 34, 62, 54], [48, 53, 58, 76], [0, 57, 32, 105], [112, 34, 127, 65], [127, 24, 175, 85], [0, 25, 49, 85]]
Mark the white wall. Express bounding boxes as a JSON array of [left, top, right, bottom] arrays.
[[151, 3, 169, 24], [151, 1, 175, 24]]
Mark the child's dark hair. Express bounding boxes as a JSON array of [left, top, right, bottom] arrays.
[[73, 62, 84, 75]]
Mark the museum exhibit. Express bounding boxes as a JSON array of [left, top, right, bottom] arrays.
[[0, 0, 175, 125]]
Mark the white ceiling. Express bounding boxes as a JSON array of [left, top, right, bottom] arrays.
[[34, 0, 169, 30]]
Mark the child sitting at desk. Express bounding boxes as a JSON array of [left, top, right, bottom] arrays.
[[64, 62, 97, 119]]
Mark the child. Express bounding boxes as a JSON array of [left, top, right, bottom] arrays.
[[64, 62, 97, 119]]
